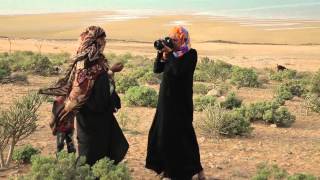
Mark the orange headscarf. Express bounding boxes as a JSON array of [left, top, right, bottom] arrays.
[[169, 26, 191, 58]]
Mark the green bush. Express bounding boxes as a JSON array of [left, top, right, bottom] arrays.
[[19, 151, 131, 180], [274, 107, 296, 127], [115, 74, 139, 93], [273, 97, 286, 106], [193, 70, 210, 82], [287, 173, 318, 180], [252, 163, 288, 180], [311, 69, 320, 95], [275, 84, 294, 101], [0, 51, 67, 76], [138, 71, 160, 85], [231, 66, 260, 88], [220, 92, 242, 109], [274, 80, 309, 104], [124, 86, 158, 107], [130, 67, 149, 79], [0, 58, 11, 79], [245, 101, 280, 122], [19, 152, 94, 180], [263, 107, 296, 127], [199, 105, 252, 137], [193, 83, 211, 95], [110, 52, 132, 65], [304, 93, 320, 113], [194, 95, 216, 111], [106, 52, 152, 67], [244, 101, 295, 127], [116, 109, 140, 131], [269, 69, 297, 82], [252, 163, 318, 180], [216, 83, 231, 96], [12, 145, 41, 164], [206, 60, 233, 82], [285, 80, 309, 97], [195, 58, 232, 82], [92, 158, 131, 180], [46, 52, 70, 66], [30, 55, 55, 76]]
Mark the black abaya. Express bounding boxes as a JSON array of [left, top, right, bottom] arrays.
[[76, 73, 129, 166], [146, 49, 203, 179]]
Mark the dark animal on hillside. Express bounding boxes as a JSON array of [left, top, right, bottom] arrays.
[[277, 64, 287, 71]]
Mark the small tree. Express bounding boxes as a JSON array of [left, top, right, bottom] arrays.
[[7, 37, 14, 54], [0, 92, 45, 168], [34, 40, 43, 55]]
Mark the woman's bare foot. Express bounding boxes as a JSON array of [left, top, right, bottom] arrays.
[[198, 170, 206, 180]]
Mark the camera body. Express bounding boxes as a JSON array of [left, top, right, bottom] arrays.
[[154, 37, 174, 51]]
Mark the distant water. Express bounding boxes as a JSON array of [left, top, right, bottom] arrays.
[[1, 0, 320, 20]]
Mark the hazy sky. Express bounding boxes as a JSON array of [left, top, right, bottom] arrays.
[[1, 0, 319, 19]]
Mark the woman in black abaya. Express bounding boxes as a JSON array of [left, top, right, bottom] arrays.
[[146, 26, 205, 180], [40, 26, 128, 166]]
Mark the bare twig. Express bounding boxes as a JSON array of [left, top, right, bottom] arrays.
[[7, 37, 13, 54], [35, 40, 44, 55]]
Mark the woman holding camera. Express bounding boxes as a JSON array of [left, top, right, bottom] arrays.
[[146, 26, 205, 180]]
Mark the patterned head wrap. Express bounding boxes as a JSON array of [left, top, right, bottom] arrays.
[[39, 26, 108, 134], [77, 26, 106, 62], [169, 26, 191, 58]]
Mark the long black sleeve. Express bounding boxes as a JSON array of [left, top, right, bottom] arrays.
[[153, 52, 166, 73]]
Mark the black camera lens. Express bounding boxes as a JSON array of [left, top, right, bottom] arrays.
[[164, 37, 174, 49], [154, 40, 164, 51], [154, 37, 174, 51]]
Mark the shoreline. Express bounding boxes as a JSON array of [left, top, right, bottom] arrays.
[[1, 36, 320, 47], [0, 9, 320, 21]]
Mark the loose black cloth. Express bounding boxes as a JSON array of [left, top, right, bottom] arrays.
[[146, 49, 203, 179], [76, 73, 129, 166]]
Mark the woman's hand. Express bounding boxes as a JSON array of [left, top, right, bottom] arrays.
[[161, 43, 173, 60], [110, 62, 124, 72]]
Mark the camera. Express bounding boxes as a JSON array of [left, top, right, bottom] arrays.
[[154, 37, 174, 51]]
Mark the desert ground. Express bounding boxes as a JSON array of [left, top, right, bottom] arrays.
[[0, 11, 320, 179]]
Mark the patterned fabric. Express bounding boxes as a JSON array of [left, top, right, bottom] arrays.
[[169, 26, 191, 58], [50, 96, 75, 135], [39, 26, 108, 130]]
